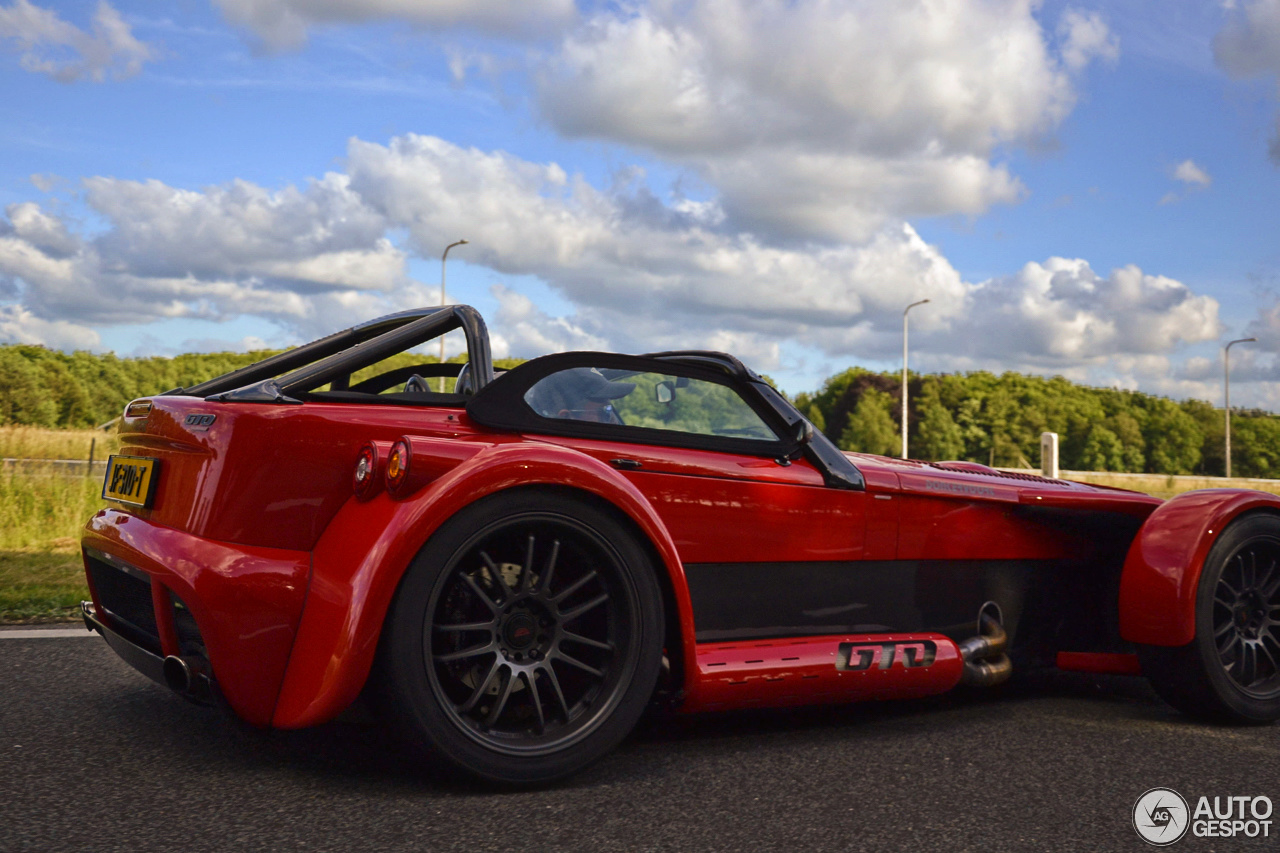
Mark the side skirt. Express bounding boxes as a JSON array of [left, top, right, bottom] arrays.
[[680, 632, 964, 714]]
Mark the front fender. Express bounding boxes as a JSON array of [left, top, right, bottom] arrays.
[[1119, 489, 1280, 646], [271, 440, 693, 728]]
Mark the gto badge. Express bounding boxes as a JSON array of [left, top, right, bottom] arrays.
[[836, 640, 936, 671], [185, 413, 217, 431]]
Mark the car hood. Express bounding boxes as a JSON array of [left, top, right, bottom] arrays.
[[845, 452, 1164, 518]]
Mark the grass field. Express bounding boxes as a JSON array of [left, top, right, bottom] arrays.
[[0, 465, 105, 622], [1016, 469, 1280, 500], [4, 426, 1280, 623], [0, 425, 119, 462]]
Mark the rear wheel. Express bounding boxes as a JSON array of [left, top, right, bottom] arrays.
[[376, 490, 664, 784], [1139, 513, 1280, 723]]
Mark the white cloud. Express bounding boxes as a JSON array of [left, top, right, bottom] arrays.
[[1214, 0, 1280, 77], [490, 284, 608, 358], [940, 258, 1222, 364], [213, 0, 576, 50], [4, 201, 78, 256], [1, 135, 1226, 397], [0, 303, 99, 349], [0, 178, 426, 345], [0, 0, 154, 82], [345, 134, 971, 345], [83, 174, 400, 289], [1247, 299, 1280, 350], [28, 173, 59, 192], [1058, 9, 1120, 72], [1214, 0, 1280, 163], [344, 133, 1221, 375], [535, 0, 1116, 242], [1173, 159, 1212, 186], [1161, 159, 1213, 204]]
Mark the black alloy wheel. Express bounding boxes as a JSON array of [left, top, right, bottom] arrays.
[[377, 490, 664, 784], [1140, 513, 1280, 723], [1208, 532, 1280, 699]]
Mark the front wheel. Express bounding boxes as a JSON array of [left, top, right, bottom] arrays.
[[1139, 513, 1280, 723], [375, 490, 665, 784]]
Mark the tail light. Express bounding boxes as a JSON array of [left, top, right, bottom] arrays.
[[386, 439, 410, 498], [353, 441, 385, 501]]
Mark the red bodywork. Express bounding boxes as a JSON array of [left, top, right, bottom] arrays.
[[83, 376, 1280, 729]]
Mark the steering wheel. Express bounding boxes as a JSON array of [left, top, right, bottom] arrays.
[[455, 362, 474, 396], [404, 374, 431, 394]]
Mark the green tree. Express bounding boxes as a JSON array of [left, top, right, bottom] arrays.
[[1143, 400, 1201, 474], [955, 397, 989, 462], [839, 388, 898, 456], [1232, 417, 1280, 478], [806, 404, 826, 434], [1182, 399, 1224, 475], [0, 350, 58, 426], [915, 381, 965, 461], [1109, 412, 1145, 472], [1081, 425, 1125, 471]]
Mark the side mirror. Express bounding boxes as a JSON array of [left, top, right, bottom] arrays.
[[775, 419, 814, 466], [791, 419, 814, 447], [655, 381, 675, 405]]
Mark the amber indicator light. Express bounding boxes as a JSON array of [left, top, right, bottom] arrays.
[[386, 440, 409, 495]]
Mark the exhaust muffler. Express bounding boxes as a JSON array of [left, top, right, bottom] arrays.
[[959, 603, 1013, 687]]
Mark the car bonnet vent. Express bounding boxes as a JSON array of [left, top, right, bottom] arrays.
[[927, 462, 1065, 486]]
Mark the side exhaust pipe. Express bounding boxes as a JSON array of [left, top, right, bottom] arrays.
[[958, 603, 1013, 687], [163, 655, 214, 703]]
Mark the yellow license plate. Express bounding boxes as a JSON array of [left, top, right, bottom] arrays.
[[102, 455, 160, 508]]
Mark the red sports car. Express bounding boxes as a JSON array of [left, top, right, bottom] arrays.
[[82, 306, 1280, 783]]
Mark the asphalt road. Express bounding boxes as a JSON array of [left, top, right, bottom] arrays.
[[2, 629, 1278, 853]]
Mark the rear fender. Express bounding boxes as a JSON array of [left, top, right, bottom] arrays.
[[1119, 489, 1280, 646], [272, 440, 693, 728]]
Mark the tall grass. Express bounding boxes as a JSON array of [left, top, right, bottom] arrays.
[[1029, 470, 1280, 501], [0, 426, 119, 461], [0, 468, 103, 621], [0, 468, 104, 550]]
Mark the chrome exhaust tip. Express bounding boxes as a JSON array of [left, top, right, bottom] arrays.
[[81, 600, 99, 634], [163, 655, 213, 703]]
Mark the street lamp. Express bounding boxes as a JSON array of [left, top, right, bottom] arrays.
[[1224, 336, 1256, 478], [902, 298, 930, 459], [438, 239, 469, 391]]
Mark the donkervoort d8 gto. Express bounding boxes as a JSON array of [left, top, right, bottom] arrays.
[[83, 306, 1280, 783]]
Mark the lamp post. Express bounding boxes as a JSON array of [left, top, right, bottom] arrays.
[[1224, 336, 1256, 478], [902, 298, 930, 459], [438, 239, 469, 391]]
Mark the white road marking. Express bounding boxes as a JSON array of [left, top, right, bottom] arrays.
[[0, 628, 94, 639]]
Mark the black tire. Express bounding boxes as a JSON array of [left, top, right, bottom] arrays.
[[375, 489, 665, 784], [1139, 513, 1280, 723]]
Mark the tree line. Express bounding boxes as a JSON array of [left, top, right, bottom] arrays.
[[0, 344, 527, 431], [794, 368, 1280, 479], [0, 345, 276, 430], [3, 343, 1278, 478]]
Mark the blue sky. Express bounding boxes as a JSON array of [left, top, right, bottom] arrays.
[[2, 0, 1279, 407]]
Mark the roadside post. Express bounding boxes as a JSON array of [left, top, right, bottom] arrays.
[[1040, 432, 1059, 479]]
